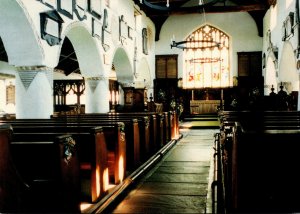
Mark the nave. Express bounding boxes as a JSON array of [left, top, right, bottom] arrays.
[[2, 110, 300, 213], [104, 121, 218, 213], [0, 112, 220, 213]]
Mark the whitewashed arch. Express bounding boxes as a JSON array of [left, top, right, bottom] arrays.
[[0, 0, 44, 66], [265, 54, 278, 94], [279, 41, 298, 93], [112, 47, 134, 84], [136, 57, 152, 88], [61, 22, 105, 78]]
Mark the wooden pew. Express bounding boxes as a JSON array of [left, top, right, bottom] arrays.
[[50, 113, 154, 162], [2, 122, 126, 203], [0, 124, 81, 213], [230, 122, 300, 213], [75, 116, 151, 163], [51, 110, 177, 147], [217, 111, 300, 213], [3, 118, 140, 170], [1, 113, 178, 195], [50, 110, 180, 161], [0, 124, 24, 213], [15, 124, 125, 184], [116, 111, 176, 145]]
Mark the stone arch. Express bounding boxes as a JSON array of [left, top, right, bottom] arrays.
[[56, 22, 108, 113], [265, 54, 278, 94], [111, 47, 133, 108], [278, 41, 298, 93], [112, 47, 133, 84], [61, 22, 104, 78], [136, 57, 152, 88], [0, 0, 44, 66]]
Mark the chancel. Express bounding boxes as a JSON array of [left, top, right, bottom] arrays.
[[1, 0, 300, 213]]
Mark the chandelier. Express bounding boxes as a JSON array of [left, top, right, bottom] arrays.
[[170, 36, 222, 50], [137, 0, 224, 50]]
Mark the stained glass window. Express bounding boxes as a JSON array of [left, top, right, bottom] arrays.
[[183, 25, 229, 89]]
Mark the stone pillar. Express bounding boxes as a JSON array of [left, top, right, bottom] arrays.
[[85, 77, 110, 113], [15, 66, 53, 119]]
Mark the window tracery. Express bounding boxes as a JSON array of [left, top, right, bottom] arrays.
[[183, 25, 229, 88]]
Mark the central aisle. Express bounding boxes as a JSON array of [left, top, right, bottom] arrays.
[[111, 125, 219, 213]]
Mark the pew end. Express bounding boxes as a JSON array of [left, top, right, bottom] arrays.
[[1, 129, 81, 213]]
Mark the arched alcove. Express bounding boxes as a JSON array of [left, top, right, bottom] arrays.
[[112, 47, 133, 83], [62, 22, 104, 78], [136, 57, 152, 88], [0, 0, 44, 66], [278, 42, 298, 93], [265, 55, 278, 94], [54, 22, 107, 113]]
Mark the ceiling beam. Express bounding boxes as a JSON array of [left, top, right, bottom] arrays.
[[148, 4, 267, 16]]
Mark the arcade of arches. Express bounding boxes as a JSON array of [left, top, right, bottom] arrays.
[[1, 0, 300, 119]]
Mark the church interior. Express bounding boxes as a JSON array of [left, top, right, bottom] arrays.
[[1, 0, 300, 213]]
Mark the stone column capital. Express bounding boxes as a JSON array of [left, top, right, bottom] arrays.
[[119, 82, 135, 88], [86, 76, 109, 81], [16, 66, 53, 90], [16, 66, 53, 72]]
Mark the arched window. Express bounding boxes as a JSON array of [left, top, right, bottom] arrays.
[[183, 25, 229, 88]]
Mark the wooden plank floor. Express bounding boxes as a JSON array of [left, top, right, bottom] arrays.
[[111, 122, 219, 213]]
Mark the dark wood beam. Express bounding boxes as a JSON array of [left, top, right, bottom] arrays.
[[149, 4, 267, 16]]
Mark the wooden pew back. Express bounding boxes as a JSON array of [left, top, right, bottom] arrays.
[[0, 124, 81, 213]]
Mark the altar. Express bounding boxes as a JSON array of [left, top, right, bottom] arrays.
[[190, 100, 221, 114]]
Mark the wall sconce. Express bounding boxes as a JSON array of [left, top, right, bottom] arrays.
[[40, 10, 64, 46]]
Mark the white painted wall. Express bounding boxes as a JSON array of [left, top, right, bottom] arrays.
[[2, 0, 300, 114], [0, 0, 156, 117], [5, 0, 156, 83], [263, 0, 300, 109], [156, 12, 263, 86]]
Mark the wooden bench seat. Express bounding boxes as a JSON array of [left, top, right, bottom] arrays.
[[216, 111, 300, 213], [51, 110, 177, 147], [0, 124, 81, 213], [50, 113, 157, 162], [3, 118, 142, 170], [2, 122, 126, 204], [230, 123, 300, 213]]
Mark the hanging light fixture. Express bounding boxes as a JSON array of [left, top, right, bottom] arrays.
[[170, 36, 222, 50], [138, 0, 221, 12], [169, 0, 221, 50]]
